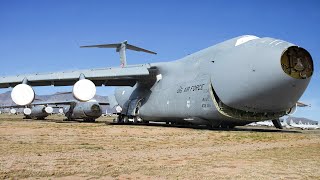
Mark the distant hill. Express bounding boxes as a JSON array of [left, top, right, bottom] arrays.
[[33, 91, 109, 104], [0, 91, 48, 106], [286, 116, 318, 125]]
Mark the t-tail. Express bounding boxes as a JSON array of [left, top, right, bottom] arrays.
[[81, 41, 157, 67]]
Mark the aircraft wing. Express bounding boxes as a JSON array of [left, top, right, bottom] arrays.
[[0, 104, 25, 109], [0, 64, 154, 88], [31, 100, 110, 106]]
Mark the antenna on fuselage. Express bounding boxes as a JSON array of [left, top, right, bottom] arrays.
[[80, 40, 157, 68]]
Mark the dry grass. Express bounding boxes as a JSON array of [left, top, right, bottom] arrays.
[[0, 114, 319, 179]]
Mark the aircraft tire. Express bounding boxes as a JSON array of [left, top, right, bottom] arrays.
[[123, 116, 129, 124], [133, 117, 138, 124], [84, 118, 95, 122], [114, 116, 120, 123]]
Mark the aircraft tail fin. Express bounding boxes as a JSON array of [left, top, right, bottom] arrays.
[[81, 41, 157, 67], [289, 119, 294, 125]]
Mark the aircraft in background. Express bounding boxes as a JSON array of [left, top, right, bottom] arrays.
[[0, 35, 314, 128], [0, 105, 21, 115], [0, 91, 109, 121], [288, 119, 319, 130], [0, 100, 109, 121], [44, 99, 109, 122], [247, 102, 311, 129]]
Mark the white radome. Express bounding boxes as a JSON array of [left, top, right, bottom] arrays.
[[73, 79, 96, 101], [59, 108, 64, 114], [11, 84, 35, 106], [23, 108, 32, 115], [45, 107, 54, 114]]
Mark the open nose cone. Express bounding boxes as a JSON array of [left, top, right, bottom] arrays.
[[281, 46, 313, 79]]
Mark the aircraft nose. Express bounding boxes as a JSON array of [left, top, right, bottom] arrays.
[[280, 46, 313, 79], [210, 38, 313, 114]]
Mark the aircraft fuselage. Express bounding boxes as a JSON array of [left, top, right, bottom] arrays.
[[114, 36, 313, 127]]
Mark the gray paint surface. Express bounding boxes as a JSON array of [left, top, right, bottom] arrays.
[[0, 35, 313, 127]]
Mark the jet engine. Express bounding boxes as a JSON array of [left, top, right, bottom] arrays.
[[10, 109, 17, 114], [64, 102, 102, 121], [23, 105, 52, 119]]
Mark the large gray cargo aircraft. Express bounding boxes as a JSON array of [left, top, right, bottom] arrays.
[[0, 35, 314, 128]]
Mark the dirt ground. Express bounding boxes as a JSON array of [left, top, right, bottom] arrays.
[[0, 114, 319, 180]]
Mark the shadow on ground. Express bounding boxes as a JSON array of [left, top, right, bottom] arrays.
[[109, 122, 301, 133]]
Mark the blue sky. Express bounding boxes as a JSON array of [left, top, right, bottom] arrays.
[[0, 0, 319, 121]]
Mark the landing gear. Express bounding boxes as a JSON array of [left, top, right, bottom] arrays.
[[113, 114, 142, 124], [83, 118, 95, 122], [272, 119, 283, 129], [123, 116, 129, 123], [220, 123, 235, 129], [23, 115, 32, 119], [113, 116, 121, 123], [133, 117, 138, 123], [209, 122, 236, 129]]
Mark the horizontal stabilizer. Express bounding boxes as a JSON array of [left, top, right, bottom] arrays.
[[81, 41, 157, 54], [81, 40, 156, 67]]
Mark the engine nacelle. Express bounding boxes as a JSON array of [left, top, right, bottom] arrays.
[[67, 102, 102, 120], [73, 79, 96, 102], [24, 105, 49, 119], [23, 108, 32, 115], [10, 109, 17, 114], [58, 108, 64, 114], [45, 106, 53, 114], [11, 84, 35, 106]]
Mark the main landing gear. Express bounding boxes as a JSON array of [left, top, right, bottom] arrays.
[[113, 114, 145, 124], [272, 119, 283, 129]]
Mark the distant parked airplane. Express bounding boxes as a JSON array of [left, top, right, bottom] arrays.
[[288, 119, 319, 130]]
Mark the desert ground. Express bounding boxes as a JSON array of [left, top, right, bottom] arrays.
[[0, 114, 319, 180]]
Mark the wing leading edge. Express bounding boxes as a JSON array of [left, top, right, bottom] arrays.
[[0, 64, 154, 88]]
